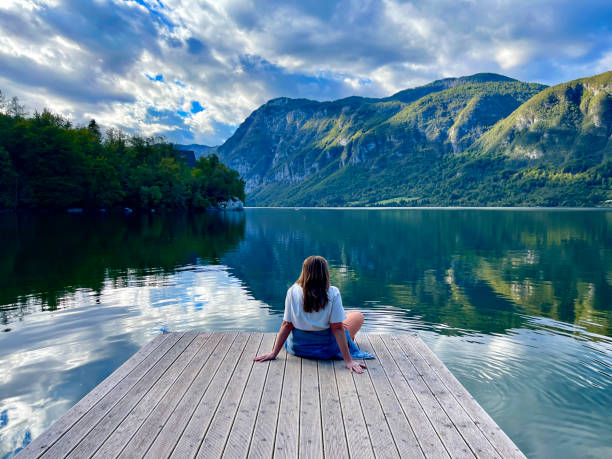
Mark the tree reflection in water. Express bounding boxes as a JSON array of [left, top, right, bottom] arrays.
[[0, 209, 610, 459]]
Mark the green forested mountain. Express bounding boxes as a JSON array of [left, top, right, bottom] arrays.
[[475, 72, 612, 169], [0, 107, 245, 211], [216, 72, 612, 206]]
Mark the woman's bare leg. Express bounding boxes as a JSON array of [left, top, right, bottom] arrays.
[[343, 311, 364, 340]]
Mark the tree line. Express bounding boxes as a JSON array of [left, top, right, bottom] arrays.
[[0, 90, 245, 211]]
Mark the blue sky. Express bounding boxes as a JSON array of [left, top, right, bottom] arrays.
[[0, 0, 610, 145]]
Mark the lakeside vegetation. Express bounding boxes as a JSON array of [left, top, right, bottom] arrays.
[[0, 91, 245, 212], [214, 72, 611, 207], [250, 151, 611, 207]]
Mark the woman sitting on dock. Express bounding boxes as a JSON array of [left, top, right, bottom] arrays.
[[254, 255, 373, 373]]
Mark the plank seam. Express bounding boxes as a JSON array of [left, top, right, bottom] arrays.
[[379, 335, 452, 458], [110, 333, 215, 459], [406, 337, 512, 458], [297, 357, 303, 459], [143, 333, 239, 458], [21, 334, 523, 459], [242, 334, 276, 458], [267, 348, 287, 459], [366, 334, 426, 458], [136, 333, 228, 458], [345, 358, 373, 459], [88, 333, 208, 459], [41, 333, 186, 459], [22, 333, 171, 459], [358, 339, 402, 458], [115, 333, 221, 458], [317, 361, 325, 459], [176, 332, 251, 458], [65, 333, 198, 459], [213, 333, 265, 458], [394, 336, 485, 458], [332, 358, 351, 459]]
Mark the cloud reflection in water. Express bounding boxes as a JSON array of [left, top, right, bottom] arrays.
[[0, 265, 272, 457]]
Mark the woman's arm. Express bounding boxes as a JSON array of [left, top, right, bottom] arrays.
[[330, 322, 366, 373], [253, 321, 294, 361]]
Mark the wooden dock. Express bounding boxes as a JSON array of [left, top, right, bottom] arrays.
[[18, 332, 525, 458]]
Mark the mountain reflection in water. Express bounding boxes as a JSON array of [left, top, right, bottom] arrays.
[[0, 209, 610, 458]]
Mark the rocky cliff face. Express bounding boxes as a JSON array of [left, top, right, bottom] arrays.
[[217, 74, 545, 195], [475, 71, 612, 170], [217, 96, 399, 192], [214, 71, 612, 206]]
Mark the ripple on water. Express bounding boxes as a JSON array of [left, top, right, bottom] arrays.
[[1, 209, 612, 459]]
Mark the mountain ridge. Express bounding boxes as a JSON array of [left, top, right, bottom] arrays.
[[215, 71, 611, 206]]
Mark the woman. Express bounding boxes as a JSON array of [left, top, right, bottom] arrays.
[[254, 255, 373, 373]]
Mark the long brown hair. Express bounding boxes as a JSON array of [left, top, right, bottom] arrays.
[[297, 255, 330, 313]]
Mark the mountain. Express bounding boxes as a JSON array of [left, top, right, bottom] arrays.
[[216, 72, 612, 207], [474, 72, 612, 171], [217, 74, 543, 192], [385, 72, 517, 103], [175, 143, 217, 158]]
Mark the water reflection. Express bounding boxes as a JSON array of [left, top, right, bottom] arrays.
[[227, 209, 611, 336], [0, 212, 246, 324], [0, 209, 611, 458], [0, 265, 273, 457]]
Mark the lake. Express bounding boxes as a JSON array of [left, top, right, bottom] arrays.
[[0, 208, 611, 458]]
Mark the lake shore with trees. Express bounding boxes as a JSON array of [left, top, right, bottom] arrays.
[[0, 91, 245, 214]]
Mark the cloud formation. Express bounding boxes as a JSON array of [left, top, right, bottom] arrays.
[[0, 0, 610, 145]]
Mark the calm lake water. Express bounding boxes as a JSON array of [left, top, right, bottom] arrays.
[[0, 208, 611, 458]]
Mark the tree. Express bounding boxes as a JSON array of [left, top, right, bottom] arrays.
[[0, 96, 245, 211], [7, 96, 26, 117], [0, 146, 17, 208], [0, 89, 6, 113], [87, 119, 101, 141]]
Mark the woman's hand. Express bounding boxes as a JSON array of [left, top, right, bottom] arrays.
[[253, 352, 276, 362], [345, 360, 367, 374]]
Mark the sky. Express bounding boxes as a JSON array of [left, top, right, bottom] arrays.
[[0, 0, 611, 146]]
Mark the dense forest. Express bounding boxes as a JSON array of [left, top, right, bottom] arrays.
[[0, 90, 245, 212], [216, 72, 611, 207]]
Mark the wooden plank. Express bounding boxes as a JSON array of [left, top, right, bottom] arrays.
[[248, 340, 287, 459], [369, 335, 451, 459], [142, 332, 239, 459], [19, 333, 523, 459], [222, 333, 276, 459], [380, 335, 472, 459], [65, 333, 198, 458], [318, 359, 349, 458], [299, 358, 323, 459], [167, 332, 251, 458], [117, 333, 224, 458], [17, 333, 169, 459], [394, 336, 501, 459], [333, 359, 375, 459], [90, 333, 212, 459], [194, 333, 264, 458], [39, 332, 184, 459], [273, 350, 301, 459], [356, 336, 424, 459], [401, 336, 526, 459], [350, 347, 400, 459]]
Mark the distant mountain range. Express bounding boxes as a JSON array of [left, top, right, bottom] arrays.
[[193, 71, 612, 206], [174, 143, 217, 158]]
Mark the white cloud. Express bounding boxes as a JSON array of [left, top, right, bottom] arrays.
[[0, 0, 609, 145], [495, 43, 533, 69]]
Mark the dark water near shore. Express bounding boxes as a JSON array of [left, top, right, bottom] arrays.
[[0, 208, 611, 458]]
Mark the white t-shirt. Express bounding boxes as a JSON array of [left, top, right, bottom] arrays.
[[283, 284, 347, 331]]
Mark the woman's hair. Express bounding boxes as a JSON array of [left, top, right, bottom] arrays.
[[297, 255, 330, 313]]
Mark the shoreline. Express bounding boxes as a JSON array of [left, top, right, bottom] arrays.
[[244, 205, 612, 210]]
